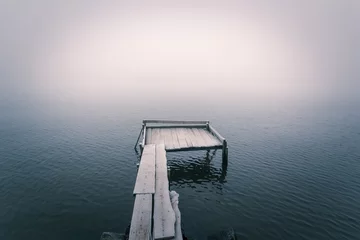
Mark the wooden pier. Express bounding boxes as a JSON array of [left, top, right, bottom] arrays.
[[136, 120, 228, 160], [130, 120, 228, 240]]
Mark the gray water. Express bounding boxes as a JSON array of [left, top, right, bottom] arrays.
[[1, 87, 360, 240]]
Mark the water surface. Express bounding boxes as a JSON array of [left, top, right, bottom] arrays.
[[1, 89, 360, 239]]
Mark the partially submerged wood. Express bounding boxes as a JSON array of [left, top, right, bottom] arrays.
[[222, 140, 228, 164], [153, 144, 176, 240], [133, 145, 156, 194], [129, 194, 153, 240], [170, 191, 183, 240]]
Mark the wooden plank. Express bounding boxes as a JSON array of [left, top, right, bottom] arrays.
[[171, 128, 180, 149], [145, 124, 207, 129], [133, 145, 156, 194], [145, 128, 152, 145], [185, 128, 201, 147], [141, 126, 147, 147], [194, 128, 213, 146], [166, 145, 223, 152], [129, 194, 153, 240], [160, 128, 174, 150], [175, 128, 188, 148], [209, 125, 225, 142], [151, 128, 159, 144], [191, 128, 211, 147], [156, 128, 165, 145], [182, 128, 194, 147], [197, 128, 222, 146], [143, 120, 209, 125], [154, 144, 175, 240]]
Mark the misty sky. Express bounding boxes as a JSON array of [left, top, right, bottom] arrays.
[[1, 1, 359, 107]]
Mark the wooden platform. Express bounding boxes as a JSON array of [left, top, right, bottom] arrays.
[[146, 127, 222, 151], [137, 120, 227, 154], [130, 120, 228, 240]]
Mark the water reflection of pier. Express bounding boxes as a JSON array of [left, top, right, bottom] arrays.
[[168, 150, 228, 185]]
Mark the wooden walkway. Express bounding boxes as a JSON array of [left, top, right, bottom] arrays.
[[130, 144, 176, 240], [130, 120, 228, 240]]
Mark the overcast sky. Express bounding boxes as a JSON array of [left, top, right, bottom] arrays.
[[1, 0, 359, 107]]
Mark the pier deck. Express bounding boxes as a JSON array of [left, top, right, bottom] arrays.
[[146, 127, 222, 151], [137, 120, 227, 154], [130, 120, 228, 240]]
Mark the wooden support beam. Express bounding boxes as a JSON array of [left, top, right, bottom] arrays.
[[222, 140, 228, 164], [208, 125, 225, 142], [141, 126, 147, 150], [146, 124, 207, 129], [143, 120, 209, 125], [166, 145, 223, 152], [134, 124, 145, 150]]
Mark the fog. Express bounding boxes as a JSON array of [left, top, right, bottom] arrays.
[[1, 0, 359, 109]]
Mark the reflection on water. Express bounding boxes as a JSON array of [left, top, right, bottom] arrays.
[[168, 150, 227, 189], [134, 148, 228, 187], [2, 101, 360, 240]]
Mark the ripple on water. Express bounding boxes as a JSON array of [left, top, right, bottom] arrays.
[[2, 106, 360, 239]]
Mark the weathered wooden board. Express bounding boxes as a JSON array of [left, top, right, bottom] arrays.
[[129, 194, 153, 240], [144, 120, 209, 125], [196, 128, 222, 146], [171, 128, 180, 149], [141, 126, 147, 147], [181, 128, 193, 148], [161, 128, 174, 150], [191, 128, 211, 146], [186, 128, 201, 147], [209, 125, 225, 142], [133, 145, 156, 194], [146, 124, 207, 128], [153, 144, 175, 240], [176, 128, 189, 148], [145, 128, 152, 144], [145, 127, 222, 151], [151, 128, 161, 145]]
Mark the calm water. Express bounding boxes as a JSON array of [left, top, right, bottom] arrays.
[[1, 89, 360, 240]]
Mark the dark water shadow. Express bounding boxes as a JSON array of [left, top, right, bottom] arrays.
[[167, 150, 227, 186]]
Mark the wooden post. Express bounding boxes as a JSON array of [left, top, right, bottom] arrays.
[[140, 125, 147, 154], [134, 124, 145, 150], [222, 139, 228, 164], [139, 144, 144, 155]]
